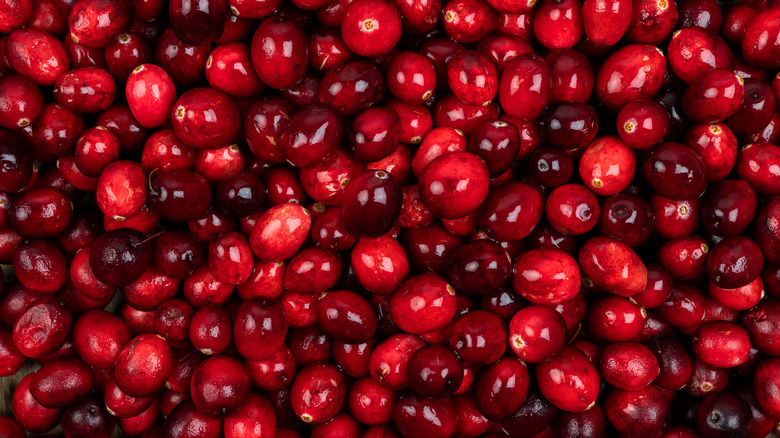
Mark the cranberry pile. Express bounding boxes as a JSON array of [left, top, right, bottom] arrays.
[[1, 0, 780, 437]]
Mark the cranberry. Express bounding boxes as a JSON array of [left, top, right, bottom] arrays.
[[393, 392, 457, 438], [442, 0, 498, 44], [534, 0, 584, 49], [595, 44, 666, 111], [706, 236, 763, 289], [644, 142, 708, 200], [605, 385, 671, 438], [536, 347, 600, 412], [499, 54, 551, 119], [341, 0, 402, 57]]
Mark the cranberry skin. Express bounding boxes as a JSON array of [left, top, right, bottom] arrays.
[[319, 60, 385, 116], [348, 107, 400, 163], [754, 357, 780, 420], [657, 284, 705, 328], [390, 273, 456, 334], [682, 69, 745, 124], [10, 187, 73, 239], [582, 0, 631, 45], [449, 310, 506, 364], [446, 51, 498, 107], [340, 0, 402, 57], [683, 123, 737, 183], [446, 240, 511, 295], [247, 345, 296, 391], [477, 32, 533, 69], [599, 342, 659, 391], [334, 338, 376, 378], [479, 181, 544, 241], [90, 228, 153, 287], [30, 357, 94, 409], [234, 297, 287, 361], [691, 321, 751, 369], [541, 102, 599, 150], [0, 0, 32, 32], [68, 0, 134, 48], [511, 248, 580, 305], [98, 103, 151, 154], [338, 169, 402, 238], [432, 94, 500, 136], [348, 377, 395, 425], [726, 79, 776, 135], [528, 146, 574, 187], [536, 347, 599, 412], [308, 27, 354, 73], [0, 143, 34, 193], [442, 0, 498, 44], [171, 87, 241, 151], [163, 399, 221, 438], [586, 295, 646, 342], [509, 305, 567, 363], [53, 67, 116, 115], [168, 0, 226, 45], [605, 385, 671, 438], [72, 310, 132, 369], [13, 295, 72, 358], [153, 28, 211, 88], [417, 152, 489, 220], [280, 105, 342, 168], [742, 8, 780, 70], [473, 357, 530, 421], [250, 203, 311, 262], [369, 333, 424, 389], [545, 184, 599, 235], [0, 75, 44, 129], [250, 17, 308, 90], [223, 394, 276, 438], [125, 64, 177, 129], [706, 236, 763, 289], [708, 276, 763, 311], [738, 142, 780, 196], [154, 230, 205, 280], [581, 236, 648, 297], [74, 127, 119, 177], [351, 236, 408, 295], [392, 393, 456, 438], [644, 142, 708, 200], [13, 239, 68, 294], [189, 355, 250, 419], [406, 345, 463, 397], [291, 363, 346, 424], [617, 99, 670, 150], [113, 333, 173, 398], [317, 290, 378, 343], [31, 103, 85, 161], [598, 194, 654, 247], [499, 54, 552, 119], [12, 372, 62, 434], [386, 51, 436, 105], [148, 169, 212, 222], [6, 28, 70, 86], [742, 300, 780, 356], [667, 28, 733, 85], [0, 327, 26, 376], [595, 44, 666, 111], [244, 97, 294, 164], [700, 179, 756, 237], [534, 0, 584, 49], [544, 49, 593, 104]]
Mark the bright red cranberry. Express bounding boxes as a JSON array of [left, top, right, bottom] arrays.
[[511, 248, 580, 305], [617, 99, 670, 149], [406, 345, 463, 397], [741, 8, 780, 70], [582, 0, 631, 45], [449, 310, 506, 364], [536, 347, 600, 412], [447, 51, 498, 106], [479, 181, 544, 241], [736, 142, 780, 196], [341, 0, 402, 57], [644, 142, 708, 200], [579, 236, 647, 297], [6, 28, 70, 85], [418, 152, 488, 220], [389, 273, 456, 334], [706, 236, 763, 289], [545, 184, 600, 235], [599, 342, 659, 391], [726, 78, 776, 135], [393, 392, 457, 438], [171, 87, 241, 150], [319, 59, 385, 115], [386, 51, 437, 104], [534, 0, 584, 49], [126, 63, 177, 129], [585, 295, 646, 342], [605, 385, 671, 438], [474, 357, 529, 420], [499, 54, 551, 119], [509, 305, 566, 363], [68, 0, 134, 48], [291, 363, 346, 423], [595, 44, 666, 111], [0, 75, 45, 130]]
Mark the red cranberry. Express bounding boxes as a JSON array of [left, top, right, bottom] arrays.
[[341, 0, 402, 57]]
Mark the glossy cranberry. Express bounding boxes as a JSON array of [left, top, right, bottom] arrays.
[[598, 194, 654, 247], [737, 142, 780, 196], [148, 169, 212, 222], [0, 75, 44, 130], [319, 59, 385, 115], [706, 236, 763, 289], [445, 240, 511, 295], [0, 143, 34, 193], [334, 169, 402, 238], [73, 127, 119, 178], [741, 8, 780, 70], [279, 104, 342, 168], [171, 87, 241, 151], [536, 347, 600, 412], [534, 0, 584, 49], [741, 299, 780, 356], [617, 99, 670, 150], [153, 230, 205, 280], [384, 51, 436, 105], [526, 146, 572, 187], [580, 0, 631, 45], [473, 357, 529, 420], [341, 0, 402, 57], [446, 51, 498, 107], [6, 28, 69, 86], [68, 0, 134, 48], [585, 295, 646, 342], [508, 305, 566, 363], [511, 248, 580, 305], [169, 0, 226, 45], [667, 28, 733, 86], [163, 399, 221, 438], [725, 78, 775, 136], [262, 166, 308, 205], [545, 184, 599, 234], [599, 342, 659, 391], [449, 310, 506, 364], [103, 31, 153, 82], [442, 0, 498, 43], [10, 187, 73, 239], [89, 228, 153, 287], [60, 394, 115, 438], [499, 54, 551, 119], [405, 345, 463, 397], [290, 363, 346, 424], [606, 385, 671, 438], [97, 103, 151, 154], [393, 392, 456, 438], [125, 63, 177, 129], [595, 44, 666, 110], [644, 142, 708, 200], [153, 28, 211, 88], [702, 186, 749, 239], [389, 273, 456, 334], [31, 103, 85, 161], [681, 68, 745, 124]]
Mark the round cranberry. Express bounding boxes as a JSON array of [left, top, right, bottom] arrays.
[[171, 87, 241, 150], [509, 305, 567, 363], [534, 0, 584, 49], [369, 333, 424, 389], [96, 160, 146, 220], [474, 357, 530, 420], [447, 51, 498, 107], [341, 0, 402, 57], [541, 102, 599, 150], [386, 51, 437, 104], [644, 142, 708, 200], [407, 345, 463, 397], [126, 63, 177, 129], [499, 54, 551, 119], [741, 8, 780, 70], [442, 0, 498, 44], [234, 298, 287, 361], [706, 236, 763, 289], [281, 104, 343, 168], [742, 300, 780, 356], [190, 355, 250, 418], [89, 228, 153, 287], [692, 321, 751, 369], [319, 60, 385, 116], [736, 142, 780, 197], [418, 152, 488, 220], [726, 78, 776, 135], [605, 385, 671, 438], [0, 75, 45, 129], [585, 295, 646, 342], [149, 169, 212, 222], [598, 194, 654, 247], [449, 310, 507, 364], [318, 290, 378, 343], [579, 236, 647, 297], [682, 69, 745, 124], [169, 0, 226, 45], [10, 187, 73, 239], [446, 240, 511, 295], [250, 203, 311, 262], [6, 28, 69, 85], [13, 296, 72, 359], [68, 0, 134, 48], [595, 44, 666, 111], [536, 347, 600, 412], [350, 107, 400, 163], [545, 184, 599, 235], [348, 377, 395, 425], [291, 363, 346, 423], [390, 273, 456, 334], [512, 248, 580, 305], [467, 120, 520, 178], [599, 342, 659, 391], [340, 170, 402, 238], [393, 393, 457, 438]]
